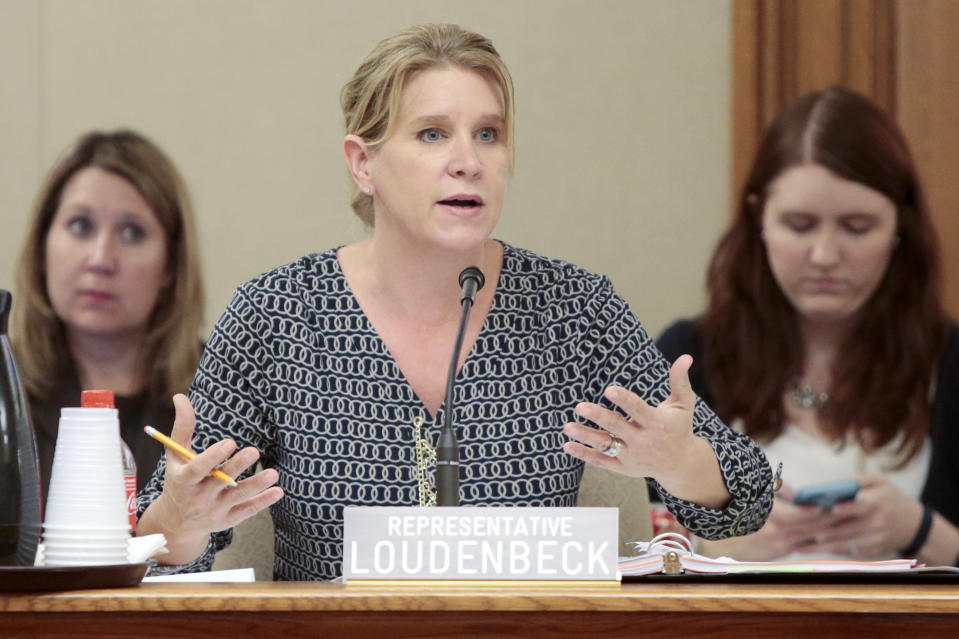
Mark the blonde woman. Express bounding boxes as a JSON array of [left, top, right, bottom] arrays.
[[138, 23, 776, 581], [13, 129, 204, 497]]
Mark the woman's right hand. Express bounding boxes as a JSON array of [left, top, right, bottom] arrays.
[[697, 485, 837, 561], [136, 393, 284, 565]]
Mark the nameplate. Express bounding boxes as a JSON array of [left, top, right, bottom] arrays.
[[342, 506, 618, 581]]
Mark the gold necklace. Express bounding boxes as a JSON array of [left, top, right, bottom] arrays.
[[412, 415, 437, 507]]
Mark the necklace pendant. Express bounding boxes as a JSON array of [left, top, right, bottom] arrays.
[[792, 384, 829, 409]]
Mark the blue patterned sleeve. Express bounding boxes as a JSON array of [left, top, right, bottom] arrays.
[[137, 283, 276, 572], [577, 277, 776, 538]]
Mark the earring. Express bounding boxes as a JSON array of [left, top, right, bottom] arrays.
[[362, 186, 372, 195]]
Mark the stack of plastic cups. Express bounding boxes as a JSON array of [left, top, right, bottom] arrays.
[[42, 391, 129, 566]]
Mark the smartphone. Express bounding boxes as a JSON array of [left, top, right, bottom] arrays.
[[792, 479, 860, 510]]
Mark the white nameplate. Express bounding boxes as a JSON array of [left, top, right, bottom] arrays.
[[342, 506, 618, 581]]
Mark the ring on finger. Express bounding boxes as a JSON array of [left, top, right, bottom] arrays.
[[602, 434, 624, 458]]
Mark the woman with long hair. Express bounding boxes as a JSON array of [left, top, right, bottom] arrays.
[[13, 129, 205, 497], [658, 86, 959, 564]]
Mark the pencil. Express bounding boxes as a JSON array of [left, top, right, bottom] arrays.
[[143, 425, 239, 487]]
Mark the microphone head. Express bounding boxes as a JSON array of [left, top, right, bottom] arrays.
[[458, 266, 485, 291]]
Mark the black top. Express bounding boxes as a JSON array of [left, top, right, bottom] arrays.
[[30, 371, 175, 504], [656, 319, 959, 529]]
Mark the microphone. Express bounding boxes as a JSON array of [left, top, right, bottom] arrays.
[[436, 266, 486, 507], [458, 266, 484, 304]]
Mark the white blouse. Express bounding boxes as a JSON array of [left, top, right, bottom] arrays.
[[760, 423, 930, 561]]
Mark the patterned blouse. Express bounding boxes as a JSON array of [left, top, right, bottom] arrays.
[[140, 243, 775, 580]]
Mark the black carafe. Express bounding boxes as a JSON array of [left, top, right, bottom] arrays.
[[0, 289, 42, 565]]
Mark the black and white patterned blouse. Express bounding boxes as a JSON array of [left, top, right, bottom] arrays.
[[140, 243, 775, 581]]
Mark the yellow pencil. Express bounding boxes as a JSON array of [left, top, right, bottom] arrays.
[[143, 425, 238, 487]]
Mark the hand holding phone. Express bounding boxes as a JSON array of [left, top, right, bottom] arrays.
[[792, 479, 860, 510]]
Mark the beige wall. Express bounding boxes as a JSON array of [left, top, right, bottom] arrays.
[[0, 0, 730, 340]]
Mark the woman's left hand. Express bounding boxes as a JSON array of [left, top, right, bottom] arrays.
[[794, 473, 923, 558], [562, 354, 730, 509]]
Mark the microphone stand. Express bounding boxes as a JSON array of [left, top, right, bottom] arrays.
[[436, 266, 485, 507]]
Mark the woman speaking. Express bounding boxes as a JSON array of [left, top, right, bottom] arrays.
[[138, 23, 776, 580]]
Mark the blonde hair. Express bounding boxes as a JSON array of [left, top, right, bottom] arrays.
[[341, 23, 515, 226], [12, 129, 205, 402]]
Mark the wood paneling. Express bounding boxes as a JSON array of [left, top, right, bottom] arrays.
[[2, 610, 957, 638], [795, 0, 843, 91], [2, 582, 959, 638], [896, 0, 959, 315], [844, 0, 896, 103], [4, 580, 959, 613]]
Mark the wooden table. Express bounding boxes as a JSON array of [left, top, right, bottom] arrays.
[[1, 580, 958, 638]]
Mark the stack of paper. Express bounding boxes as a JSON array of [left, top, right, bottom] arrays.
[[620, 533, 919, 576], [143, 568, 256, 583]]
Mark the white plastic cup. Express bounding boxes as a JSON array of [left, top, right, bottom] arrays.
[[42, 401, 130, 564]]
